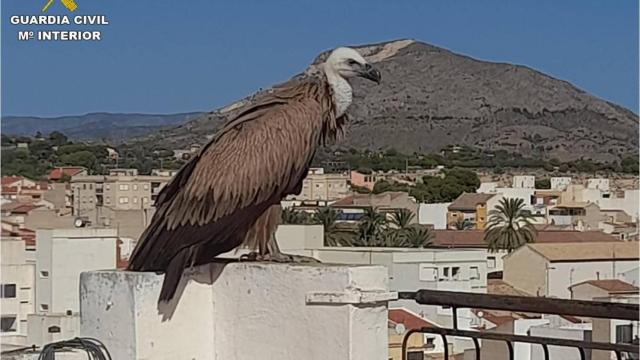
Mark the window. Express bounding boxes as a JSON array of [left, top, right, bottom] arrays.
[[616, 324, 633, 344], [407, 351, 424, 360], [40, 304, 49, 311], [83, 184, 86, 190], [105, 184, 111, 190], [133, 197, 138, 204], [119, 184, 129, 191], [40, 270, 49, 278], [133, 184, 138, 191], [439, 267, 449, 281], [0, 284, 16, 298], [89, 184, 93, 190], [426, 337, 435, 348], [143, 184, 149, 190], [48, 326, 61, 333], [488, 256, 496, 269], [470, 266, 480, 280], [451, 267, 460, 280], [142, 197, 148, 203], [119, 197, 129, 204], [0, 316, 17, 333], [105, 197, 111, 204]]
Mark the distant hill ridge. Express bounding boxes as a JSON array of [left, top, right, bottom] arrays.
[[2, 112, 202, 140]]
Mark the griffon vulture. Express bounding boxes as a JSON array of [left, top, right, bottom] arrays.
[[127, 47, 381, 301]]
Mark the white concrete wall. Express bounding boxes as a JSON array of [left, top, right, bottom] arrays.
[[598, 190, 639, 221], [587, 178, 610, 191], [550, 177, 572, 190], [418, 203, 450, 229], [547, 260, 639, 299], [493, 188, 535, 206], [513, 319, 550, 359], [80, 263, 393, 360], [529, 324, 591, 360], [512, 175, 535, 189], [622, 267, 639, 286], [1, 237, 35, 345], [26, 313, 80, 347], [275, 224, 324, 250], [35, 229, 117, 314], [477, 182, 498, 193]]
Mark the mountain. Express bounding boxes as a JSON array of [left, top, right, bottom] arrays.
[[1, 112, 202, 141], [137, 39, 638, 162]]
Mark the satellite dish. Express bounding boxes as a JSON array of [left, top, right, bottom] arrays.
[[395, 323, 406, 335], [74, 217, 91, 228]]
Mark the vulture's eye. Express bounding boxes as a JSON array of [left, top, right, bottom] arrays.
[[347, 59, 359, 66]]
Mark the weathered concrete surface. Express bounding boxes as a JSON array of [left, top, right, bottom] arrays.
[[80, 262, 395, 360]]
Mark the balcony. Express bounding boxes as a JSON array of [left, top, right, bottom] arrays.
[[398, 290, 639, 360]]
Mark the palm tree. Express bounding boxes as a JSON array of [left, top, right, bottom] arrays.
[[313, 207, 353, 246], [378, 229, 407, 247], [389, 208, 415, 230], [358, 207, 387, 246], [403, 225, 435, 248], [281, 207, 310, 225], [484, 198, 537, 252], [453, 217, 474, 230]]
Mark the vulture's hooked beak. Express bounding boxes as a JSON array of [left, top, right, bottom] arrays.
[[360, 63, 381, 84]]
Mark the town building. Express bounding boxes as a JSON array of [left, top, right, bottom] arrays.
[[290, 168, 349, 201], [550, 177, 572, 190], [350, 170, 388, 191], [48, 167, 87, 182], [331, 192, 419, 222], [569, 279, 638, 301], [70, 168, 172, 215], [35, 228, 118, 315], [0, 235, 35, 347], [503, 242, 639, 298], [447, 193, 498, 229]]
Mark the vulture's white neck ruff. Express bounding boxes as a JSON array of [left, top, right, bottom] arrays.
[[323, 66, 352, 118]]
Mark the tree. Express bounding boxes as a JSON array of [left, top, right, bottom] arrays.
[[621, 155, 639, 174], [282, 208, 310, 225], [535, 178, 551, 189], [403, 225, 435, 248], [358, 207, 387, 246], [484, 198, 537, 253], [453, 218, 474, 230], [388, 209, 415, 230], [312, 207, 353, 246], [48, 131, 68, 146]]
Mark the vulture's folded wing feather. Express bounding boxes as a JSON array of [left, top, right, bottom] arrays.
[[127, 78, 336, 271]]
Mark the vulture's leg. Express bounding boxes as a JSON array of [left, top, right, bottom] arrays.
[[239, 205, 320, 263], [260, 234, 320, 263]]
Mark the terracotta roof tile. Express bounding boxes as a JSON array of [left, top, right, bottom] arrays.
[[448, 193, 496, 211], [431, 230, 621, 248], [528, 242, 639, 262], [389, 309, 438, 330], [49, 167, 86, 181], [571, 279, 639, 293]]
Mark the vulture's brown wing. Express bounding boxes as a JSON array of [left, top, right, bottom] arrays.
[[127, 78, 335, 300]]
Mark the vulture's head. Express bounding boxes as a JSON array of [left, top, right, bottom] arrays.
[[325, 47, 381, 84]]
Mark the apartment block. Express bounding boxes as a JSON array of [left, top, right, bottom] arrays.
[[70, 168, 172, 215], [292, 168, 349, 201]]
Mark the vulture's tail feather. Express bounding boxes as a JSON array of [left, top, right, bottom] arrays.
[[159, 248, 190, 302]]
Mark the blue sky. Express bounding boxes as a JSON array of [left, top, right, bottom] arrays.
[[2, 0, 638, 117]]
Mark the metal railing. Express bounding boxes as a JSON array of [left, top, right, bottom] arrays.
[[398, 290, 639, 360]]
